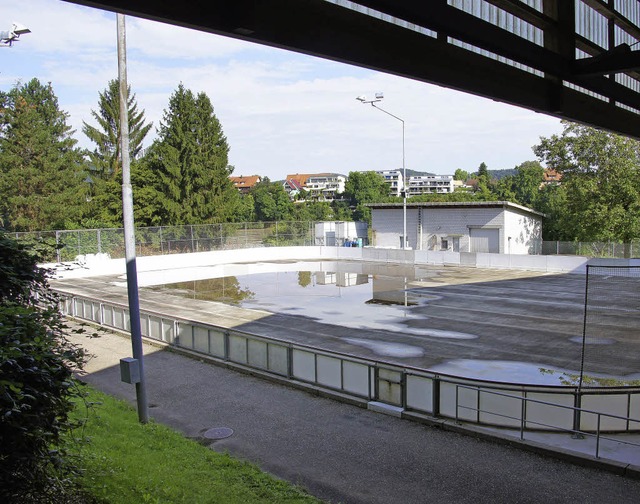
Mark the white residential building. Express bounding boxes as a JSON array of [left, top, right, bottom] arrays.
[[407, 175, 454, 195], [379, 170, 404, 197], [306, 173, 346, 200]]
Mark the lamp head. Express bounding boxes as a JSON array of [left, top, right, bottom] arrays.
[[375, 92, 384, 99], [356, 95, 367, 102], [12, 22, 30, 35]]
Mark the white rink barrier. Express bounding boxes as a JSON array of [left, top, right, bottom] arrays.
[[61, 293, 640, 434], [48, 245, 597, 282]]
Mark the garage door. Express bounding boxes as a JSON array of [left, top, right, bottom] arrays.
[[469, 228, 500, 253]]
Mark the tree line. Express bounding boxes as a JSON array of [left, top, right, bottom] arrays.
[[2, 78, 640, 244]]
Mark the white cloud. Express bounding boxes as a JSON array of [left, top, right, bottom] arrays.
[[1, 0, 564, 180]]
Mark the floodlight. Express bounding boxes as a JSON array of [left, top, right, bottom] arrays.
[[356, 95, 367, 102], [12, 22, 30, 35], [375, 92, 384, 99]]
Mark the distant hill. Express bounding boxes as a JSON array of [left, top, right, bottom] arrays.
[[404, 169, 436, 177], [488, 169, 517, 179]]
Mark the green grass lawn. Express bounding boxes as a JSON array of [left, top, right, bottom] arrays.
[[73, 387, 321, 504]]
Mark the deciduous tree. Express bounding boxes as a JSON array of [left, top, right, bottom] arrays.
[[534, 121, 640, 252]]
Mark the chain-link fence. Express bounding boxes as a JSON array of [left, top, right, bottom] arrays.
[[11, 224, 640, 263], [541, 241, 640, 258], [579, 265, 640, 389], [11, 221, 368, 262]]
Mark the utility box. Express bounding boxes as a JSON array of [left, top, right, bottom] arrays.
[[120, 357, 140, 384]]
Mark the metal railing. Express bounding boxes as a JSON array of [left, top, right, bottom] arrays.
[[59, 291, 640, 437], [455, 384, 640, 459]]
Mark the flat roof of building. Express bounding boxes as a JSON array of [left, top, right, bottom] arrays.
[[367, 200, 545, 218]]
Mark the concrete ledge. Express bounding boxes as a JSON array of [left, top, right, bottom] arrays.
[[368, 401, 404, 417]]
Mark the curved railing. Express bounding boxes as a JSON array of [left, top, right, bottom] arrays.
[[60, 293, 640, 436]]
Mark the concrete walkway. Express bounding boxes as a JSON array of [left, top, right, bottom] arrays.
[[69, 325, 640, 504]]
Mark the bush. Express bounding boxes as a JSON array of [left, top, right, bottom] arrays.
[[0, 232, 87, 502]]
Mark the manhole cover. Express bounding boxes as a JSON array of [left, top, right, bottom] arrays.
[[203, 427, 234, 440]]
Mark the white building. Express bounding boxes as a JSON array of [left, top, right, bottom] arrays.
[[315, 221, 368, 247], [306, 173, 346, 200], [369, 201, 543, 254], [379, 170, 404, 197], [407, 174, 454, 195]]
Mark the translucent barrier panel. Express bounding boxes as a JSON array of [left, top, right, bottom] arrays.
[[228, 334, 248, 364], [162, 319, 175, 343], [342, 361, 370, 397], [456, 386, 478, 422], [268, 344, 289, 376], [82, 299, 92, 319], [478, 390, 523, 428], [581, 394, 629, 431], [292, 350, 316, 382], [139, 314, 149, 336], [440, 382, 467, 419], [526, 393, 574, 431], [209, 330, 225, 358], [92, 302, 101, 322], [248, 339, 268, 369], [406, 375, 433, 413], [149, 315, 162, 339], [193, 326, 209, 353], [177, 323, 193, 349], [114, 308, 125, 329], [377, 368, 403, 406], [103, 306, 113, 326], [124, 310, 130, 331], [630, 394, 640, 423], [316, 355, 341, 389]]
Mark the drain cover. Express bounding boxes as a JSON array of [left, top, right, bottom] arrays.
[[203, 427, 234, 440]]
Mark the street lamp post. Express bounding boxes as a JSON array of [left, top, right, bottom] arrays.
[[356, 93, 407, 249]]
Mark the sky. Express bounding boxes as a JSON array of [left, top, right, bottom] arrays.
[[0, 0, 565, 181]]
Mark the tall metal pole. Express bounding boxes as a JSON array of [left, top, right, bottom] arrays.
[[369, 102, 406, 249], [117, 13, 148, 423]]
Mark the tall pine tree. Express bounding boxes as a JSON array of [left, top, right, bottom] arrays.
[[145, 84, 239, 224], [82, 79, 152, 179], [81, 79, 152, 227], [0, 79, 86, 231]]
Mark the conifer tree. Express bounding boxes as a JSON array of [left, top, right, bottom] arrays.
[[82, 79, 152, 179], [0, 79, 86, 231], [145, 84, 239, 224]]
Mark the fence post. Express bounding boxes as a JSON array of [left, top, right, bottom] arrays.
[[432, 376, 440, 417], [160, 226, 164, 255], [190, 225, 195, 253], [56, 231, 61, 263], [97, 228, 102, 254]]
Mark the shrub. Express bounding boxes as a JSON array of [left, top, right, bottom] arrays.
[[0, 232, 87, 502]]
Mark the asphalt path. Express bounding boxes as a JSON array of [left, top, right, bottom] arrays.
[[70, 327, 640, 504]]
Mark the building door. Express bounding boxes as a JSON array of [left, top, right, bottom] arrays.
[[326, 231, 336, 246], [469, 228, 499, 253]]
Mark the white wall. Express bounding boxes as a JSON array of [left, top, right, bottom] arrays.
[[504, 208, 543, 255], [372, 206, 542, 255]]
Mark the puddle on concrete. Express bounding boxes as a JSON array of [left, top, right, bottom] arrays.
[[569, 336, 616, 345], [343, 337, 425, 358], [430, 359, 640, 386], [149, 262, 475, 339]]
